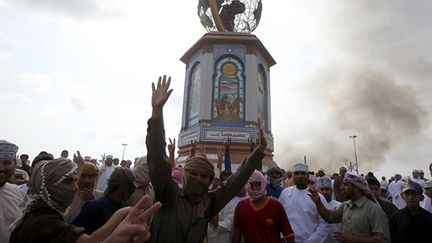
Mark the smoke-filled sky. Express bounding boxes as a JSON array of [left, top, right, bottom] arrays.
[[1, 0, 431, 178]]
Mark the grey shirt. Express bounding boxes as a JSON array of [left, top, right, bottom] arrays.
[[328, 196, 391, 243], [146, 117, 264, 243]]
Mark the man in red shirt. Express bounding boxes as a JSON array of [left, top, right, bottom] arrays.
[[233, 170, 295, 243]]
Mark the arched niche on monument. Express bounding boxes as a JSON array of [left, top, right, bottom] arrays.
[[212, 55, 245, 127], [186, 62, 201, 128]]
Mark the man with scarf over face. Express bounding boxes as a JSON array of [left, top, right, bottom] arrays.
[[265, 165, 284, 199], [128, 156, 155, 211], [10, 158, 162, 243], [233, 170, 294, 243], [309, 172, 391, 243], [146, 75, 267, 243]]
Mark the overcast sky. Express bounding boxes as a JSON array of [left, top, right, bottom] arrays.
[[1, 0, 431, 179]]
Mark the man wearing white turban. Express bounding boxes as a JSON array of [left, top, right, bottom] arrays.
[[279, 163, 331, 243]]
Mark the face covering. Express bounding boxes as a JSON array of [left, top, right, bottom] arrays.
[[183, 171, 210, 201], [268, 176, 284, 187], [28, 158, 78, 215], [183, 157, 214, 200], [246, 170, 267, 201]]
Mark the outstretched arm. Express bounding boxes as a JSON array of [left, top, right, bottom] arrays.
[[308, 187, 331, 222], [146, 75, 175, 202], [77, 195, 162, 243], [211, 127, 266, 217]]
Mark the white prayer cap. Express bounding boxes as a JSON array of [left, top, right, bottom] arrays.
[[317, 176, 332, 189], [292, 163, 308, 173], [0, 140, 18, 159], [106, 154, 114, 159], [84, 156, 91, 161]]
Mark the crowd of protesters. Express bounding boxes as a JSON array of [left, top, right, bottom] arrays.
[[1, 75, 432, 243]]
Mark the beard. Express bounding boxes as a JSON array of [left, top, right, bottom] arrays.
[[0, 171, 14, 187]]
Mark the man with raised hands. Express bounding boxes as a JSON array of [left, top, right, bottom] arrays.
[[146, 75, 267, 243]]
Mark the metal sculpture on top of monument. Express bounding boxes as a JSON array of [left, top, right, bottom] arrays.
[[177, 0, 275, 170], [198, 0, 262, 32]]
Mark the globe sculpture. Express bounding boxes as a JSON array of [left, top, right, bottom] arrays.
[[198, 0, 263, 32]]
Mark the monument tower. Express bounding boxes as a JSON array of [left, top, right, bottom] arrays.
[[177, 0, 275, 169]]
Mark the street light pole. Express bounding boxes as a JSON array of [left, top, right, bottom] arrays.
[[349, 135, 359, 174], [121, 143, 128, 161]]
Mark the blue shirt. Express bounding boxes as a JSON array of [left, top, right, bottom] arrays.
[[266, 183, 284, 199], [71, 196, 121, 234]]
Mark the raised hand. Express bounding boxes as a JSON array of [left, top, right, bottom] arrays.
[[81, 188, 95, 201], [168, 138, 176, 156], [125, 195, 161, 225], [216, 146, 224, 160], [73, 150, 85, 166], [152, 75, 173, 110], [106, 195, 162, 243], [257, 126, 267, 152], [307, 186, 320, 204], [190, 140, 198, 157], [73, 150, 85, 178]]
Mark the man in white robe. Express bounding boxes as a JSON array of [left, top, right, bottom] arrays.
[[279, 163, 331, 243], [412, 169, 425, 186], [207, 193, 245, 243], [0, 140, 27, 243], [96, 155, 115, 192], [317, 176, 341, 243], [388, 174, 406, 209], [420, 180, 432, 213]]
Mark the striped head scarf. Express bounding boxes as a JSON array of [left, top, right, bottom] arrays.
[[28, 158, 78, 215], [344, 172, 375, 202]]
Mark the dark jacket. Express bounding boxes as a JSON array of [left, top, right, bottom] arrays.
[[146, 117, 264, 243], [390, 206, 432, 243]]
